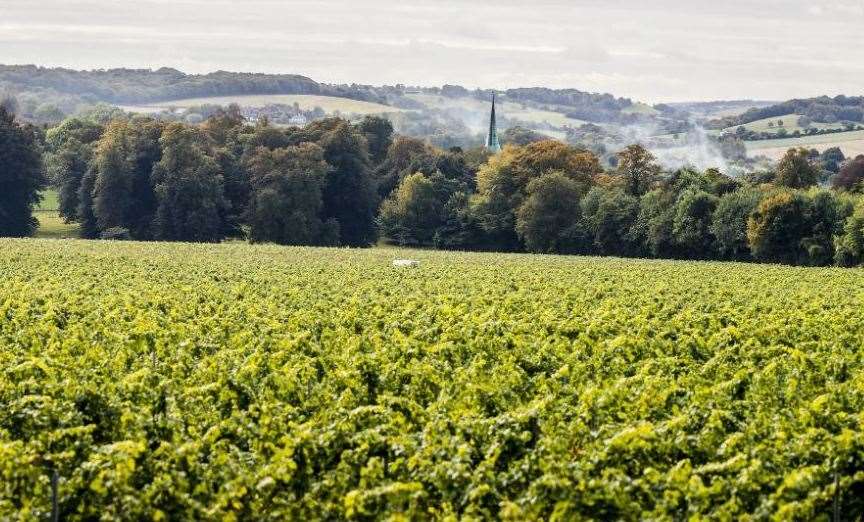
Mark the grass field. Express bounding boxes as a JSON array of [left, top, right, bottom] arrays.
[[2, 240, 863, 519], [746, 129, 864, 160], [33, 189, 80, 239], [406, 93, 588, 128], [621, 102, 660, 116], [121, 95, 405, 116], [722, 114, 848, 136]]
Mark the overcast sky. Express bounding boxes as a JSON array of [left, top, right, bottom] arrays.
[[2, 0, 863, 102]]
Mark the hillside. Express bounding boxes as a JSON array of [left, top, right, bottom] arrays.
[[121, 94, 405, 117], [715, 95, 864, 129], [746, 129, 864, 160], [2, 239, 863, 519], [0, 64, 665, 129]]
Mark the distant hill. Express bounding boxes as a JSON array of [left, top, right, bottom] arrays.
[[0, 64, 658, 126], [712, 95, 864, 129]]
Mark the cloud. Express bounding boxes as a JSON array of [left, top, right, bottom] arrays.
[[2, 0, 864, 101]]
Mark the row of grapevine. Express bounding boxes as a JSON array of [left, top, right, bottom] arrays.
[[1, 239, 863, 519]]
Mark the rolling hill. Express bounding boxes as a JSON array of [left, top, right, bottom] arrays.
[[121, 94, 405, 117]]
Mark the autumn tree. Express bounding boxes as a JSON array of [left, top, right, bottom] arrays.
[[615, 144, 662, 197], [473, 141, 601, 248], [774, 148, 819, 189]]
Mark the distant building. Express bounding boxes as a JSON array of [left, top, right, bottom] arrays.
[[485, 94, 502, 153]]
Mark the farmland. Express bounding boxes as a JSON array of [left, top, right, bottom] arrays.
[[2, 239, 863, 520], [121, 94, 404, 116], [746, 129, 864, 160], [722, 114, 847, 136]]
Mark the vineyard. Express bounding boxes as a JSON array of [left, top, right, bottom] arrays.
[[2, 239, 864, 520]]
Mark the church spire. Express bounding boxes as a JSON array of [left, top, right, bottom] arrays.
[[485, 93, 502, 153]]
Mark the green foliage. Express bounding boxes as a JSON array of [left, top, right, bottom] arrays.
[[672, 189, 719, 258], [356, 115, 394, 166], [501, 126, 549, 146], [746, 190, 848, 266], [614, 144, 661, 197], [835, 199, 864, 266], [630, 189, 677, 258], [379, 172, 467, 247], [711, 187, 763, 259], [303, 119, 379, 247], [474, 141, 601, 249], [0, 108, 46, 237], [580, 186, 639, 256], [515, 172, 583, 253], [151, 124, 226, 243], [379, 173, 440, 246], [90, 118, 163, 239], [2, 241, 864, 519], [831, 155, 864, 193], [774, 148, 820, 189], [246, 143, 336, 246], [44, 118, 103, 222]]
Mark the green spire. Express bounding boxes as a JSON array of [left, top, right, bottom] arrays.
[[485, 93, 502, 153]]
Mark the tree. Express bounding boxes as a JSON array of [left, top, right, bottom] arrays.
[[711, 187, 762, 259], [803, 190, 851, 266], [434, 191, 483, 250], [77, 166, 99, 239], [44, 118, 104, 222], [515, 172, 583, 253], [0, 107, 45, 236], [89, 118, 162, 239], [819, 147, 845, 174], [379, 173, 441, 246], [202, 104, 245, 146], [474, 141, 601, 249], [375, 136, 433, 197], [614, 144, 662, 197], [672, 189, 719, 258], [246, 143, 337, 246], [774, 148, 819, 189], [356, 116, 394, 166], [501, 127, 548, 146], [831, 155, 864, 192], [309, 119, 379, 247], [379, 172, 464, 246], [0, 94, 19, 116], [630, 189, 677, 258], [151, 124, 225, 242], [580, 186, 639, 256], [835, 200, 864, 266], [747, 191, 811, 264]]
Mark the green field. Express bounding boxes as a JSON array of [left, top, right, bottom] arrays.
[[33, 189, 80, 239], [2, 240, 863, 519], [121, 95, 405, 116], [746, 129, 864, 160], [723, 114, 847, 136], [621, 102, 660, 116]]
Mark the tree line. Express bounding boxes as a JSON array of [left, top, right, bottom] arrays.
[[3, 105, 864, 267]]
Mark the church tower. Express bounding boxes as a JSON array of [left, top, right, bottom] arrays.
[[485, 93, 502, 153]]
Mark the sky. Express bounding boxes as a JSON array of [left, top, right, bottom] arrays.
[[2, 0, 863, 103]]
